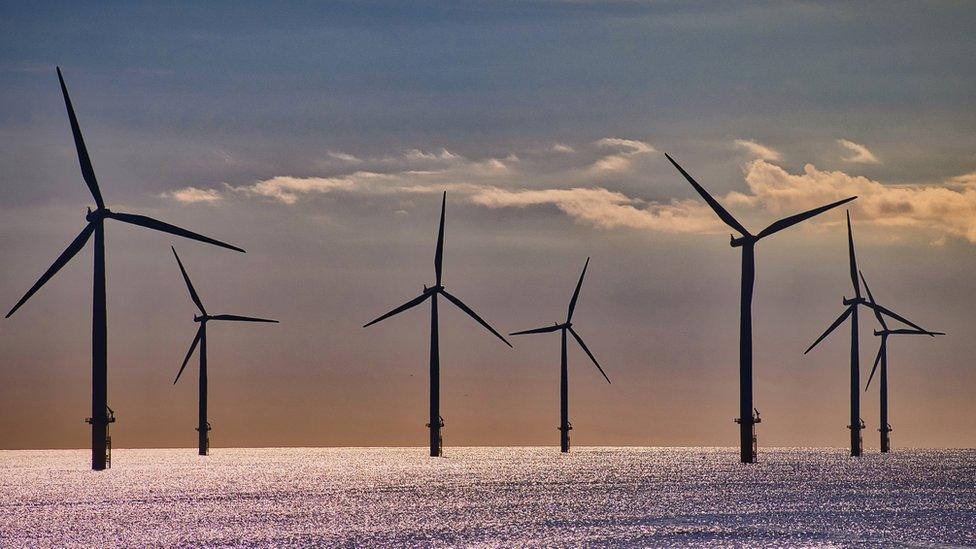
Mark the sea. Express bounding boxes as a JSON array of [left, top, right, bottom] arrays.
[[1, 447, 974, 547]]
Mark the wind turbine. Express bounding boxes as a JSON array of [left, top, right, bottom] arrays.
[[5, 67, 244, 470], [509, 257, 611, 453], [665, 153, 856, 463], [800, 213, 868, 454], [860, 271, 943, 453], [803, 212, 933, 455], [171, 247, 278, 455], [363, 192, 512, 457]]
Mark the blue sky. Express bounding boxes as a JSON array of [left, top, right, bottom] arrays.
[[1, 1, 974, 449]]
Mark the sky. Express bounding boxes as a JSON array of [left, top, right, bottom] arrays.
[[1, 1, 975, 450]]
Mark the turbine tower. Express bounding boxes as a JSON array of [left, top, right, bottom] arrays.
[[860, 271, 943, 453], [509, 257, 611, 453], [171, 247, 278, 455], [363, 192, 511, 457], [5, 68, 244, 470], [665, 153, 856, 463]]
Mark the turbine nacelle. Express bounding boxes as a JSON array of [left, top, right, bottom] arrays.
[[85, 207, 110, 223], [842, 296, 865, 306], [729, 233, 753, 247], [193, 314, 208, 323]]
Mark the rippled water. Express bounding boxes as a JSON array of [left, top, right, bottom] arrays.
[[1, 447, 974, 547]]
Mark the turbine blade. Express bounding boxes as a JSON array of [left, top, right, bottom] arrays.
[[440, 289, 512, 348], [847, 211, 860, 298], [889, 329, 944, 336], [859, 271, 887, 329], [757, 196, 857, 239], [171, 247, 206, 315], [106, 211, 245, 253], [510, 324, 562, 336], [6, 223, 94, 318], [567, 257, 589, 322], [865, 338, 884, 391], [434, 191, 446, 285], [363, 292, 430, 328], [665, 153, 750, 236], [174, 326, 204, 384], [569, 327, 611, 384], [871, 303, 934, 336], [803, 306, 854, 354], [210, 314, 278, 323], [57, 67, 104, 209]]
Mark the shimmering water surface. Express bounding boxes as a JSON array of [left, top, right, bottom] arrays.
[[1, 447, 974, 547]]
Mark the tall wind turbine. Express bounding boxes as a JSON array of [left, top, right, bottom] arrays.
[[5, 68, 244, 471], [665, 153, 856, 463], [801, 213, 866, 455], [509, 257, 611, 453], [363, 192, 512, 457], [171, 247, 277, 456], [860, 271, 943, 453]]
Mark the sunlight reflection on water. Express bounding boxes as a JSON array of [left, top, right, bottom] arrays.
[[1, 447, 974, 547]]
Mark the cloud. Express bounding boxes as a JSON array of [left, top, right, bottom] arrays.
[[733, 138, 781, 161], [165, 141, 976, 244], [470, 187, 719, 233], [327, 150, 362, 164], [590, 137, 655, 173], [595, 138, 655, 155], [947, 171, 976, 187], [551, 143, 575, 153], [233, 175, 358, 205], [837, 139, 881, 164], [742, 160, 976, 242], [162, 186, 223, 204]]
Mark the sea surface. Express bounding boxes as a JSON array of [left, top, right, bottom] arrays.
[[1, 447, 974, 547]]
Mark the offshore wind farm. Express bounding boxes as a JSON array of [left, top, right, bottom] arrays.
[[2, 2, 975, 547]]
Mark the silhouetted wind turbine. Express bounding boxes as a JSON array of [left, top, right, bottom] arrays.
[[363, 192, 511, 457], [860, 271, 943, 453], [665, 153, 856, 463], [5, 67, 244, 471], [803, 212, 893, 455], [171, 247, 277, 456], [509, 257, 610, 453]]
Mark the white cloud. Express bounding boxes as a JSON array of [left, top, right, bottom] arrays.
[[551, 143, 575, 153], [742, 160, 976, 242], [470, 187, 719, 233], [837, 139, 881, 164], [233, 175, 358, 205], [162, 187, 223, 204], [326, 150, 362, 163], [595, 137, 655, 155], [403, 148, 459, 162], [590, 137, 655, 173], [733, 138, 781, 161], [165, 141, 976, 245]]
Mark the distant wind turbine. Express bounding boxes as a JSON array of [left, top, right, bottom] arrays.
[[509, 257, 610, 453], [5, 67, 244, 470], [363, 192, 512, 457], [665, 153, 856, 463], [171, 247, 277, 456], [860, 271, 943, 453], [803, 212, 928, 456]]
